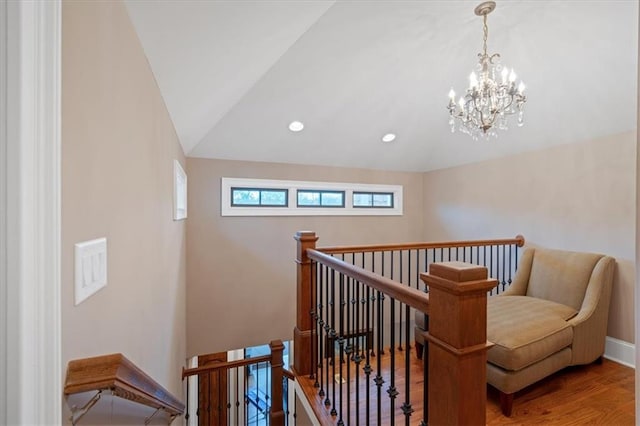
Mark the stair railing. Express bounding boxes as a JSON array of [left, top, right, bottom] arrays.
[[182, 340, 291, 426]]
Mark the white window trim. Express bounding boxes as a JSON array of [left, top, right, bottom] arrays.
[[221, 178, 403, 217]]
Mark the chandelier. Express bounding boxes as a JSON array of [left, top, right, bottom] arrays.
[[447, 1, 526, 139]]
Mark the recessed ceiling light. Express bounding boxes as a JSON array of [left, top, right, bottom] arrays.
[[289, 121, 304, 132], [382, 133, 396, 143]]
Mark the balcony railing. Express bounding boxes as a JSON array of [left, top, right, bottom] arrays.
[[293, 231, 524, 425]]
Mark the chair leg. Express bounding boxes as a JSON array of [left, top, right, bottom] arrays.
[[595, 356, 604, 365], [415, 341, 423, 360], [499, 391, 514, 417]]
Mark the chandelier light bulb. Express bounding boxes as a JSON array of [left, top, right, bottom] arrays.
[[518, 81, 526, 94], [469, 72, 479, 89], [446, 1, 527, 138]]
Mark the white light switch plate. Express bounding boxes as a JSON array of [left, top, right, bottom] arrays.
[[74, 237, 107, 305]]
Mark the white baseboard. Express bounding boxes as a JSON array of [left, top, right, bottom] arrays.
[[604, 336, 635, 368]]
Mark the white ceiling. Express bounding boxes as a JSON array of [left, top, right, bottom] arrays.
[[125, 0, 638, 172]]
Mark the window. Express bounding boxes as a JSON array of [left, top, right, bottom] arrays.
[[353, 191, 394, 208], [231, 188, 288, 207], [221, 178, 402, 216], [297, 190, 345, 208]]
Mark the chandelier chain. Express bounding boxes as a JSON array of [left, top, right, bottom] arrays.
[[482, 14, 488, 57]]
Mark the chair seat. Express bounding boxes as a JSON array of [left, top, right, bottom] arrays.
[[487, 295, 577, 371]]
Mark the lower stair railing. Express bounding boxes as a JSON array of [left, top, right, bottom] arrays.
[[182, 340, 293, 426], [293, 231, 523, 425]]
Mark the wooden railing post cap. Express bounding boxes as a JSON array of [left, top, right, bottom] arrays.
[[429, 261, 487, 282], [294, 231, 318, 242], [421, 261, 497, 294], [269, 339, 285, 351], [515, 234, 526, 247]]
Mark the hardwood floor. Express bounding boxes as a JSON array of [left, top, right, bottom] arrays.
[[486, 358, 635, 425], [297, 347, 635, 425]]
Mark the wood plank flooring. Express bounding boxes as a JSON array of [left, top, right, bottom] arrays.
[[297, 347, 635, 425]]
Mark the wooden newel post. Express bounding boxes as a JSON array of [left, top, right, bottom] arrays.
[[293, 231, 318, 376], [420, 262, 497, 426], [269, 339, 285, 426]]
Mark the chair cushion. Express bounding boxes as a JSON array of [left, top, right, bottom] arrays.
[[487, 295, 577, 371], [526, 248, 603, 311]]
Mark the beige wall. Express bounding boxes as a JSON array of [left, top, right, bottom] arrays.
[[186, 158, 424, 356], [61, 1, 186, 422], [422, 132, 636, 343]]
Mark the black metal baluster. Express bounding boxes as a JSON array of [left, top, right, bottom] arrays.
[[310, 261, 316, 382], [371, 252, 376, 358], [323, 265, 330, 404], [508, 243, 513, 288], [267, 362, 273, 426], [375, 290, 384, 425], [380, 252, 385, 356], [328, 269, 336, 412], [489, 245, 494, 292], [402, 301, 413, 425], [502, 244, 507, 292], [410, 249, 415, 289], [345, 275, 353, 426], [423, 248, 428, 279], [235, 367, 239, 425], [398, 250, 403, 352], [388, 296, 397, 426], [318, 264, 325, 399], [365, 283, 372, 425], [255, 362, 260, 426], [185, 374, 190, 424], [354, 278, 362, 426], [420, 312, 429, 426], [244, 365, 248, 426], [337, 274, 345, 425]]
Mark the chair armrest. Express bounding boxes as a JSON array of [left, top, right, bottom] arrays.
[[568, 256, 615, 365], [501, 248, 534, 296]]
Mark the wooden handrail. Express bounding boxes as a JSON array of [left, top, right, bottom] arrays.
[[181, 354, 271, 379], [283, 368, 295, 381], [64, 353, 184, 423], [307, 249, 430, 314], [317, 234, 525, 254]]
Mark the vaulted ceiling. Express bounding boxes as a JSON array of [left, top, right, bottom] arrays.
[[125, 0, 638, 172]]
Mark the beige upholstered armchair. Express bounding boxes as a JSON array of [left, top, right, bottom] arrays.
[[415, 246, 615, 417], [486, 247, 614, 415]]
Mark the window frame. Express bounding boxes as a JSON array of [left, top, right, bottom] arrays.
[[296, 189, 345, 208], [221, 178, 403, 217], [352, 191, 395, 209], [230, 187, 289, 207]]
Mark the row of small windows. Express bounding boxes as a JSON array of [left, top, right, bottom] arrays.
[[231, 187, 394, 208]]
